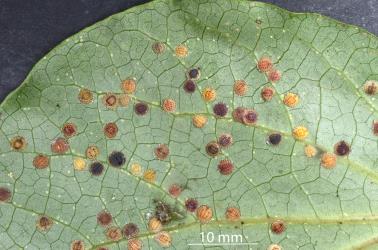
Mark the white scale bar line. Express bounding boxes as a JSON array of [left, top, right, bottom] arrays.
[[188, 243, 258, 246]]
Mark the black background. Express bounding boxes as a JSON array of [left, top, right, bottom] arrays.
[[0, 0, 377, 101]]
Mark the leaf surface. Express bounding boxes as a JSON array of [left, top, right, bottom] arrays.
[[0, 0, 378, 249]]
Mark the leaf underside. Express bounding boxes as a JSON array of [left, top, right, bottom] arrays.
[[0, 0, 377, 249]]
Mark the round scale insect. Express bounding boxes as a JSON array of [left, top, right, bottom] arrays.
[[10, 136, 27, 151], [123, 223, 139, 239], [175, 44, 188, 58], [0, 187, 11, 202], [108, 151, 126, 168], [321, 153, 337, 169], [205, 141, 220, 157], [33, 154, 49, 169], [121, 79, 136, 94], [187, 67, 201, 80], [257, 57, 273, 72], [102, 93, 118, 109], [225, 207, 241, 221], [196, 205, 212, 223], [183, 80, 196, 93], [154, 231, 172, 248], [78, 88, 93, 104], [261, 86, 275, 101], [271, 220, 286, 234], [192, 114, 207, 128], [36, 215, 53, 231], [334, 140, 351, 156], [97, 210, 112, 227], [304, 145, 317, 158], [106, 226, 122, 241], [267, 133, 282, 146], [185, 198, 199, 212], [152, 41, 165, 54], [233, 80, 248, 96], [213, 102, 228, 117]]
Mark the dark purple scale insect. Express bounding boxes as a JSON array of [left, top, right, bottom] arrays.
[[268, 133, 282, 145], [90, 162, 104, 176], [134, 102, 148, 116], [108, 151, 126, 167], [213, 102, 228, 117], [183, 80, 196, 93], [185, 198, 198, 212], [218, 134, 233, 148], [242, 109, 258, 125], [187, 68, 201, 80]]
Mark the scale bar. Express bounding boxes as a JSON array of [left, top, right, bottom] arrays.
[[188, 243, 258, 246]]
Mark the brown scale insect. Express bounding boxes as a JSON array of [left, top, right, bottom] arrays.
[[154, 231, 172, 248], [121, 79, 136, 94], [78, 88, 93, 104], [232, 107, 246, 123], [86, 145, 100, 160], [175, 44, 188, 58], [33, 154, 49, 169], [218, 159, 234, 175], [105, 226, 122, 241], [36, 215, 53, 231], [102, 93, 118, 109], [261, 86, 275, 101], [374, 121, 378, 136], [154, 144, 169, 160], [192, 115, 207, 128], [196, 205, 212, 223], [364, 80, 377, 95], [185, 198, 199, 212], [268, 244, 282, 250], [334, 140, 351, 156], [225, 207, 241, 221], [268, 69, 281, 82], [62, 122, 77, 138], [148, 217, 162, 233], [152, 42, 166, 55], [0, 187, 11, 202], [257, 57, 273, 73], [123, 223, 139, 239], [128, 238, 143, 250], [162, 99, 176, 113], [97, 210, 112, 227], [104, 122, 118, 138], [205, 141, 220, 157], [321, 152, 337, 169], [10, 136, 27, 151], [218, 133, 233, 148], [70, 240, 84, 250], [51, 137, 69, 154], [271, 220, 286, 234], [233, 80, 248, 96], [118, 94, 130, 107], [242, 109, 258, 125], [168, 184, 182, 198]]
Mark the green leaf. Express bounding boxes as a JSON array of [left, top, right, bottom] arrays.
[[0, 0, 377, 249]]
